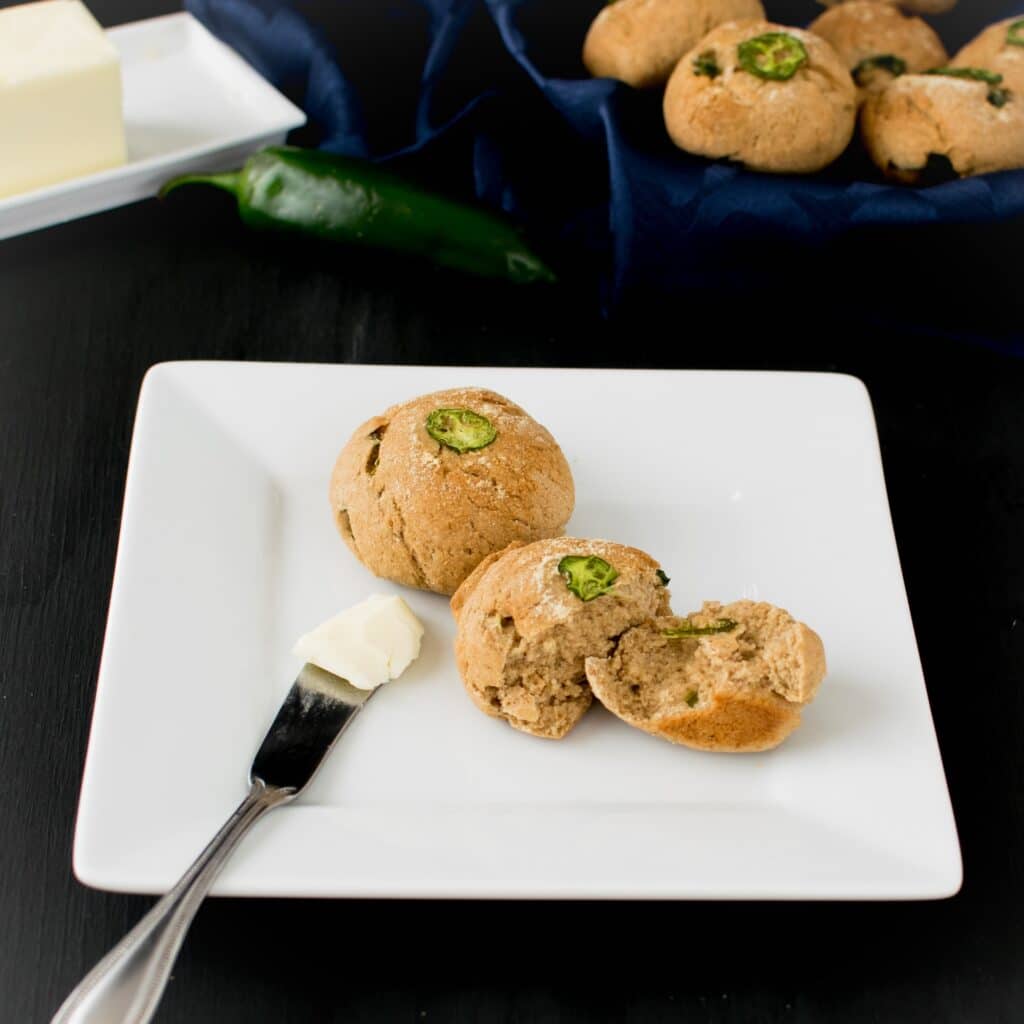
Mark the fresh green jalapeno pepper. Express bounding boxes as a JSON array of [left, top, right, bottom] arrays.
[[161, 147, 556, 285], [1008, 19, 1024, 48], [662, 619, 738, 639], [926, 66, 1011, 107], [558, 555, 619, 602], [425, 409, 497, 453], [852, 54, 907, 86], [738, 33, 808, 81], [693, 51, 721, 79]]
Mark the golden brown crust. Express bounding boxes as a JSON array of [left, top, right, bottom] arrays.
[[583, 0, 765, 89], [585, 601, 827, 753], [329, 388, 574, 595], [663, 20, 857, 174], [817, 0, 957, 15], [953, 18, 1024, 97], [861, 73, 1024, 181], [808, 2, 947, 98], [451, 537, 670, 739]]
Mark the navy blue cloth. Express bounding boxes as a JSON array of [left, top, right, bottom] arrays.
[[186, 0, 1024, 339]]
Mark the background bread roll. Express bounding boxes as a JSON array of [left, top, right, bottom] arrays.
[[861, 72, 1024, 181], [809, 1, 947, 98], [663, 20, 857, 174], [953, 18, 1024, 97], [816, 0, 958, 15]]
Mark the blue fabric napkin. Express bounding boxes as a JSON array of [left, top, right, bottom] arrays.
[[185, 0, 1024, 344]]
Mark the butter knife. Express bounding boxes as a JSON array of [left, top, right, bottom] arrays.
[[53, 663, 375, 1024]]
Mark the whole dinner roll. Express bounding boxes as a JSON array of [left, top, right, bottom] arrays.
[[663, 20, 857, 174], [330, 388, 574, 595], [861, 71, 1024, 182]]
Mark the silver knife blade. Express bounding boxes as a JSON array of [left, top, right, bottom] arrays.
[[250, 662, 376, 794], [52, 663, 378, 1024]]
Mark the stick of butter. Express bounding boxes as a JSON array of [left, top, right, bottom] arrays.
[[0, 1, 127, 200], [293, 595, 425, 690]]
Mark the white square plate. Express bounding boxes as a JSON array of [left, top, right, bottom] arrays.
[[0, 13, 305, 241], [74, 363, 962, 900]]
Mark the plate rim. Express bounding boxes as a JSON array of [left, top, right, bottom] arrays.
[[72, 361, 963, 901]]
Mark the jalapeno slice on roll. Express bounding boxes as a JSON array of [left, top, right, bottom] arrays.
[[425, 408, 497, 453], [558, 555, 619, 602], [738, 32, 808, 81]]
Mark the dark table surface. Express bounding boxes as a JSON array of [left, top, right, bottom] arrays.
[[2, 1, 1023, 1022]]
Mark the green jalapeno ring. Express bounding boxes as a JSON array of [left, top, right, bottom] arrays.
[[425, 408, 497, 453], [852, 54, 907, 87], [737, 32, 808, 82], [558, 555, 619, 602], [662, 618, 739, 639], [1007, 19, 1024, 48], [693, 51, 721, 79]]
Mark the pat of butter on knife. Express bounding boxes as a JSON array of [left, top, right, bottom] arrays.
[[293, 595, 424, 689]]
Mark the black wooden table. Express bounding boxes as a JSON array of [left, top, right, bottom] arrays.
[[2, 2, 1022, 1021]]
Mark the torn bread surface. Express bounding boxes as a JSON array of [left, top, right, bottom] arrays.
[[451, 538, 671, 739], [585, 600, 827, 753]]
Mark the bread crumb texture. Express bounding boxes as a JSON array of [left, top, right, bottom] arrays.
[[583, 0, 765, 89], [329, 388, 574, 596], [450, 538, 671, 739], [585, 600, 827, 752], [861, 74, 1024, 181], [663, 20, 857, 174]]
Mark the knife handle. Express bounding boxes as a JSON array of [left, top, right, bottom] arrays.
[[52, 779, 293, 1024]]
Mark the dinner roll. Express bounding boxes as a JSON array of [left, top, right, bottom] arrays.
[[585, 601, 827, 753], [451, 538, 670, 739], [663, 20, 857, 174], [953, 18, 1024, 97], [809, 1, 947, 98], [861, 71, 1024, 182], [583, 0, 765, 89], [330, 388, 574, 596]]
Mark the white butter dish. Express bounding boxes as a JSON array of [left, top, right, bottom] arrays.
[[0, 11, 305, 241]]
